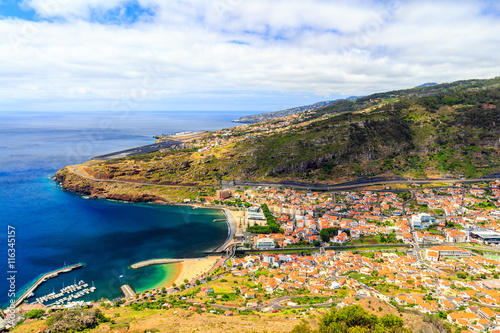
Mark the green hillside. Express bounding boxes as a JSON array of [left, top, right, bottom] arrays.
[[63, 76, 500, 188]]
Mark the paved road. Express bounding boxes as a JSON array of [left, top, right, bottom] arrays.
[[222, 176, 500, 192], [71, 166, 205, 188], [222, 244, 236, 267], [206, 295, 335, 311]]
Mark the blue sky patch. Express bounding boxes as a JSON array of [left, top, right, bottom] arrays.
[[227, 40, 250, 45], [88, 1, 156, 25], [0, 0, 156, 24], [0, 0, 37, 20]]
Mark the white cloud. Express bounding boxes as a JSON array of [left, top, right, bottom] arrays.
[[1, 0, 500, 111]]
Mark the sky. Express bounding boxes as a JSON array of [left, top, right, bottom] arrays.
[[1, 0, 500, 112]]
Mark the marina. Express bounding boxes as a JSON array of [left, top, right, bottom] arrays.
[[14, 263, 85, 308], [33, 279, 97, 307]]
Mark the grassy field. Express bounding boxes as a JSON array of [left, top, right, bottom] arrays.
[[348, 236, 383, 245], [484, 254, 500, 260]]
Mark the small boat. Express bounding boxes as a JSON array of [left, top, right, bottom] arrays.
[[119, 275, 124, 278]]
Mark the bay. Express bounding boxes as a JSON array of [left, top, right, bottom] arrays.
[[0, 111, 257, 306]]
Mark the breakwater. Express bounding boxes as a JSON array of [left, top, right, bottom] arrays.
[[130, 258, 202, 269]]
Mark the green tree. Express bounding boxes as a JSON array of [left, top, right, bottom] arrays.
[[291, 305, 410, 333], [387, 233, 396, 243], [24, 309, 45, 319], [379, 314, 404, 332], [320, 229, 330, 242], [319, 305, 378, 332]]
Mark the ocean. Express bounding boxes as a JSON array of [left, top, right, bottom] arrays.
[[0, 111, 257, 307]]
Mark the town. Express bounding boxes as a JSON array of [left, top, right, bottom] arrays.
[[188, 180, 500, 333]]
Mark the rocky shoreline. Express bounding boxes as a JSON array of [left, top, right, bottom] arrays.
[[55, 167, 171, 204]]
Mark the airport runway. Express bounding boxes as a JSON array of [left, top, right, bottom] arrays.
[[92, 140, 181, 160]]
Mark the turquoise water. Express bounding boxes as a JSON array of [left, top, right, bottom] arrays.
[[0, 111, 256, 306]]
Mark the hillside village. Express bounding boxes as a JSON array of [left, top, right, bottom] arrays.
[[188, 179, 500, 333], [57, 126, 500, 332], [15, 179, 500, 333]]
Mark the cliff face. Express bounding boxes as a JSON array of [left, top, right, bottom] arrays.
[[55, 167, 170, 203]]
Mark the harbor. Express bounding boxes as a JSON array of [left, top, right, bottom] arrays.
[[33, 279, 96, 307], [14, 263, 84, 308]]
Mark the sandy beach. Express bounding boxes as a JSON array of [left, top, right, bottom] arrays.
[[139, 207, 239, 290], [171, 256, 221, 286]]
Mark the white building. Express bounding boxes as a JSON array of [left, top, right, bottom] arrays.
[[411, 213, 436, 229], [424, 246, 470, 261], [256, 238, 276, 250]]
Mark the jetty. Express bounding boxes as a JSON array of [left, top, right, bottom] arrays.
[[120, 285, 136, 298], [130, 258, 190, 269], [14, 263, 84, 308]]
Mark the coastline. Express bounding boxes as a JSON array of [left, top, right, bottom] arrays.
[[55, 165, 238, 297], [128, 206, 235, 291], [171, 257, 221, 286], [134, 263, 182, 293], [137, 257, 221, 291], [213, 208, 238, 252], [183, 204, 240, 251]]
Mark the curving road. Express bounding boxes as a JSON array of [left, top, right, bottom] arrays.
[[222, 176, 500, 192], [71, 163, 499, 193], [199, 295, 336, 311], [71, 166, 205, 188]]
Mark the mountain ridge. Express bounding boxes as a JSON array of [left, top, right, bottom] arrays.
[[232, 97, 359, 124]]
